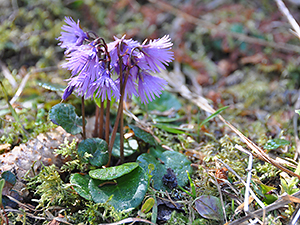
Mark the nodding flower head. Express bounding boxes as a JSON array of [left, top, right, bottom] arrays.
[[57, 17, 88, 52], [58, 17, 173, 104], [138, 71, 168, 104], [88, 69, 120, 101], [138, 35, 174, 73]]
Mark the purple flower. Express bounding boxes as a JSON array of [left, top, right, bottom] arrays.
[[138, 35, 174, 72], [107, 36, 140, 70], [61, 42, 102, 99], [88, 69, 120, 101], [62, 43, 99, 77], [62, 86, 74, 100], [138, 71, 168, 104], [57, 17, 88, 52], [116, 74, 138, 101]]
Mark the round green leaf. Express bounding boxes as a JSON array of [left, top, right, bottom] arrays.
[[70, 173, 92, 201], [89, 162, 139, 180], [77, 138, 108, 167], [137, 151, 193, 191], [161, 151, 193, 187], [111, 133, 138, 158], [49, 103, 83, 135], [195, 195, 224, 221], [89, 166, 148, 211], [137, 153, 166, 190]]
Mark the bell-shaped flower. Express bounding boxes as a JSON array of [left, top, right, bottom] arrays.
[[57, 17, 88, 52], [88, 69, 120, 101], [138, 35, 174, 72], [138, 71, 168, 104]]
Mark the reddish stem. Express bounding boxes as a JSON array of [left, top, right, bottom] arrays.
[[81, 96, 86, 140], [105, 100, 110, 144], [99, 101, 104, 139]]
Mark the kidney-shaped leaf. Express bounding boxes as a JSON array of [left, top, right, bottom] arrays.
[[70, 173, 92, 201], [89, 162, 139, 180], [137, 151, 192, 191], [195, 195, 224, 221], [49, 103, 82, 135], [137, 153, 166, 190], [89, 166, 148, 211], [77, 138, 108, 167], [161, 151, 193, 187]]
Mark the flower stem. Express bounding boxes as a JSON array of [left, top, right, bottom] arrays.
[[119, 102, 124, 164], [107, 73, 129, 166], [105, 100, 110, 144], [81, 96, 86, 140], [99, 101, 104, 139], [94, 105, 99, 137]]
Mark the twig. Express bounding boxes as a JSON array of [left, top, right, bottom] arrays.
[[290, 204, 300, 225], [275, 0, 300, 39], [159, 69, 300, 179], [10, 66, 58, 106], [147, 0, 300, 53], [229, 191, 300, 225], [217, 159, 265, 209], [235, 145, 266, 224], [0, 60, 17, 89], [212, 162, 227, 224]]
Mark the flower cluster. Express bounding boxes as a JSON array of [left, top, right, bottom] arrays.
[[58, 17, 174, 104]]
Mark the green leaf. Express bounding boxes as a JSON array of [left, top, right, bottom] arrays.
[[111, 133, 138, 158], [264, 138, 290, 150], [161, 151, 193, 188], [295, 109, 300, 116], [89, 162, 139, 180], [0, 179, 5, 206], [200, 106, 228, 127], [77, 138, 109, 167], [38, 82, 65, 92], [137, 151, 193, 191], [263, 194, 278, 205], [141, 197, 155, 213], [129, 125, 157, 146], [89, 166, 148, 211], [152, 115, 184, 123], [140, 91, 182, 112], [49, 103, 83, 135], [260, 183, 276, 195], [70, 173, 92, 201], [137, 154, 166, 190], [153, 123, 192, 135], [194, 195, 224, 221]]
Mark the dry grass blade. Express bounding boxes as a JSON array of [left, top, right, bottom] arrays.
[[229, 191, 300, 225], [160, 69, 300, 179], [275, 0, 300, 39]]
